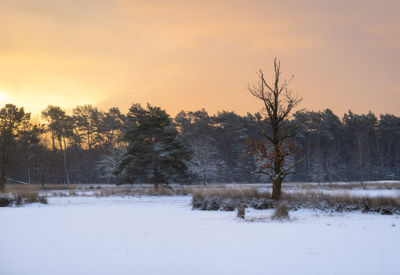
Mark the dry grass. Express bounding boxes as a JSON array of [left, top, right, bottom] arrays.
[[192, 187, 271, 200], [95, 185, 192, 197], [4, 184, 42, 194], [281, 191, 400, 211], [360, 182, 400, 190], [192, 187, 400, 215], [4, 183, 194, 199], [40, 184, 80, 191], [271, 203, 290, 220], [1, 184, 47, 206], [289, 181, 400, 190]]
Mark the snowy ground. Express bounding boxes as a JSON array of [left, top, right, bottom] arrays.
[[1, 196, 399, 275]]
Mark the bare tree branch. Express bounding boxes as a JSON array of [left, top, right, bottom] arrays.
[[247, 58, 303, 200]]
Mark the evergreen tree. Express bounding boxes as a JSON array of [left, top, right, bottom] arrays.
[[118, 104, 190, 188], [42, 105, 74, 184], [343, 111, 377, 184], [376, 114, 400, 179], [0, 104, 41, 191]]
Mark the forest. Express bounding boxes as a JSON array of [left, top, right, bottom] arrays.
[[1, 102, 399, 187]]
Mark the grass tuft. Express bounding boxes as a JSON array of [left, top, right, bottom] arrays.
[[271, 203, 290, 220], [237, 203, 246, 219]]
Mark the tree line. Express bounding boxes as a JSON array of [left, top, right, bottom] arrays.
[[0, 102, 399, 190]]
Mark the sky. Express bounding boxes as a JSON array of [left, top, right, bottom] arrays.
[[0, 0, 399, 116]]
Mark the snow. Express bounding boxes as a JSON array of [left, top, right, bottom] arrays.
[[222, 182, 400, 197], [280, 189, 400, 198], [1, 196, 399, 275], [318, 189, 400, 197]]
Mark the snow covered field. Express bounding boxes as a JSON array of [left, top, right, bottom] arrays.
[[1, 196, 399, 275]]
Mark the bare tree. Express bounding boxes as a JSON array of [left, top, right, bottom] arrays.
[[96, 146, 126, 184], [247, 58, 303, 200], [187, 137, 222, 185]]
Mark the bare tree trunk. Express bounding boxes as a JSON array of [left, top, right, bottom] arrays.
[[0, 136, 7, 192], [154, 181, 159, 191], [317, 129, 321, 187], [272, 122, 283, 200], [272, 176, 282, 200], [307, 137, 310, 182], [357, 136, 363, 187], [153, 160, 159, 191], [51, 130, 56, 151], [63, 137, 70, 185], [397, 143, 400, 178], [0, 175, 5, 192], [27, 168, 31, 184], [40, 168, 46, 187], [202, 169, 208, 185]]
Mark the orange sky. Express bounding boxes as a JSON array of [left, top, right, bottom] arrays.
[[0, 0, 399, 116]]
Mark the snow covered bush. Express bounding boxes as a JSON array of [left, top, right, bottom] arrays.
[[186, 138, 223, 185], [0, 186, 47, 207], [271, 203, 290, 220], [192, 188, 274, 211], [96, 147, 126, 183], [192, 188, 400, 215], [0, 192, 19, 207], [237, 203, 246, 219]]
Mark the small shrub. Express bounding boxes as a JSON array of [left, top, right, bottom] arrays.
[[192, 187, 272, 211], [237, 203, 246, 219], [37, 196, 48, 204], [271, 203, 290, 220], [0, 193, 16, 207]]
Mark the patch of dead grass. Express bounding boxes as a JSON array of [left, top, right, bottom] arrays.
[[1, 184, 47, 206], [192, 187, 400, 214], [271, 203, 290, 220]]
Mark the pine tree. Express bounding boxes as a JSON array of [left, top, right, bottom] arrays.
[[118, 104, 190, 188], [0, 104, 41, 191]]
